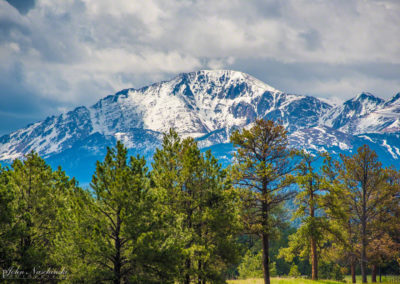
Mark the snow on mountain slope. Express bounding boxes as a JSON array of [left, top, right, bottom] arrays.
[[322, 92, 400, 135], [0, 107, 92, 160], [0, 70, 399, 184], [88, 70, 276, 137], [322, 92, 384, 129], [0, 70, 331, 160]]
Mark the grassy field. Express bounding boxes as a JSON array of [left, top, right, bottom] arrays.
[[227, 275, 400, 284], [227, 278, 344, 284], [343, 275, 400, 283]]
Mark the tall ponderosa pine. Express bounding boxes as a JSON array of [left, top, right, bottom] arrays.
[[339, 145, 396, 283], [368, 166, 400, 283], [321, 154, 359, 283], [279, 152, 335, 280], [230, 119, 297, 284], [151, 129, 241, 284]]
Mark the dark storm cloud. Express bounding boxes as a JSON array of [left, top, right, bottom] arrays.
[[5, 0, 35, 15], [0, 11, 30, 43], [0, 0, 399, 135], [0, 61, 75, 135]]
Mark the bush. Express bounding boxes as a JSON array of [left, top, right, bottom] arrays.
[[319, 261, 345, 281], [238, 250, 263, 279], [289, 264, 301, 277], [270, 261, 277, 277], [238, 250, 278, 279]]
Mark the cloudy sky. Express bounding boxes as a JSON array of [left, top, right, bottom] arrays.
[[1, 0, 399, 135]]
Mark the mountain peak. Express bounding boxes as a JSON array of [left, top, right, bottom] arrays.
[[177, 70, 280, 93], [354, 92, 383, 103], [1, 70, 399, 174], [345, 92, 384, 112], [385, 92, 400, 106]]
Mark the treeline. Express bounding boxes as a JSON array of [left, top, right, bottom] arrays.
[[0, 119, 399, 284]]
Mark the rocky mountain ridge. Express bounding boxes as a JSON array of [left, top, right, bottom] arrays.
[[1, 70, 399, 183]]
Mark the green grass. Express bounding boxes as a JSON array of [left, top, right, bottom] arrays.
[[343, 275, 399, 283], [228, 275, 400, 284], [227, 278, 344, 284]]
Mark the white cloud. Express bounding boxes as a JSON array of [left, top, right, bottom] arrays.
[[0, 0, 399, 112]]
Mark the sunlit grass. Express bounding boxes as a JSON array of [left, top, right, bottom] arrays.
[[227, 275, 400, 284], [343, 275, 399, 283], [227, 277, 344, 284]]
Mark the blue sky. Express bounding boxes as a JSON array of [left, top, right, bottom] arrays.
[[1, 0, 399, 135]]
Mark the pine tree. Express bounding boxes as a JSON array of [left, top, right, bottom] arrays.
[[151, 129, 241, 284], [321, 153, 359, 283], [368, 233, 400, 282], [230, 119, 297, 284], [89, 140, 185, 283], [0, 165, 16, 270], [339, 145, 396, 283], [2, 152, 79, 282], [368, 166, 400, 283], [90, 141, 165, 283], [279, 151, 335, 280]]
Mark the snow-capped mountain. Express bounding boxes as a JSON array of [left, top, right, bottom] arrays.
[[321, 92, 400, 134], [0, 70, 399, 183]]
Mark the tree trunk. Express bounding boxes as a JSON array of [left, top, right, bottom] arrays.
[[351, 261, 356, 284], [311, 237, 318, 280], [379, 266, 381, 283], [184, 185, 193, 284], [261, 180, 270, 284], [114, 211, 122, 284], [372, 264, 377, 282], [361, 248, 367, 283], [310, 189, 318, 281], [262, 233, 270, 284], [361, 178, 368, 283]]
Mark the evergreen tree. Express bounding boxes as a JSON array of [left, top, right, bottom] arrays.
[[321, 153, 359, 283], [368, 233, 400, 282], [151, 129, 241, 284], [280, 152, 343, 280], [368, 166, 400, 283], [339, 145, 397, 283], [2, 152, 79, 282], [89, 141, 173, 283], [0, 165, 16, 270], [230, 119, 297, 284]]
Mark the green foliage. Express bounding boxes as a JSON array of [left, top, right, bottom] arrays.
[[280, 152, 349, 280], [238, 250, 264, 279], [319, 261, 344, 281], [289, 264, 301, 277], [231, 119, 297, 284], [151, 129, 241, 283], [0, 152, 81, 282], [238, 250, 278, 279], [270, 261, 278, 277], [338, 145, 399, 283], [0, 165, 16, 269], [1, 135, 399, 283], [230, 119, 297, 237], [86, 141, 180, 283]]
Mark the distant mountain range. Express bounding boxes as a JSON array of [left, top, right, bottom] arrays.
[[1, 70, 399, 184]]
